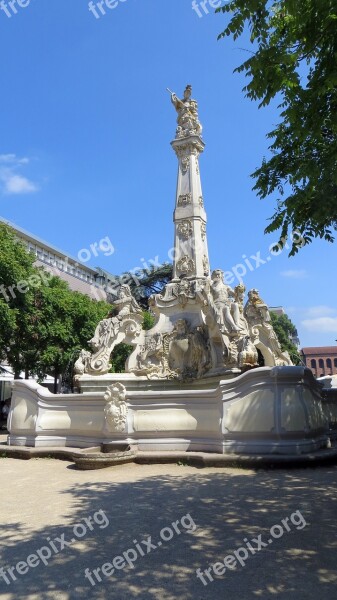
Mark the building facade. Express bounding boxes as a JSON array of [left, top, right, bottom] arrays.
[[301, 347, 337, 378], [0, 217, 114, 301], [0, 218, 118, 403]]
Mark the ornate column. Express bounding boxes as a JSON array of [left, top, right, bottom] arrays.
[[170, 86, 210, 281]]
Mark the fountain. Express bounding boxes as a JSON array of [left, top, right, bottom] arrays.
[[7, 87, 332, 461]]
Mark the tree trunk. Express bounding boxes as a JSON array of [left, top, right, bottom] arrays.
[[54, 372, 58, 394]]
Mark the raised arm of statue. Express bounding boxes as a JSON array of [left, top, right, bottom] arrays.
[[170, 92, 184, 112]]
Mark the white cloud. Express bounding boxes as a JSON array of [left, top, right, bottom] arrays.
[[3, 174, 38, 194], [0, 154, 38, 195], [305, 306, 336, 318], [0, 154, 29, 165], [301, 317, 337, 333], [280, 269, 307, 279]]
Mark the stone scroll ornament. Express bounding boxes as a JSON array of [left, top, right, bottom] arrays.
[[104, 383, 128, 432], [74, 285, 143, 377]]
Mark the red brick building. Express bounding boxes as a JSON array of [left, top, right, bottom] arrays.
[[301, 347, 337, 378]]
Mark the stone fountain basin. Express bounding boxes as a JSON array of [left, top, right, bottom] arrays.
[[72, 443, 137, 470]]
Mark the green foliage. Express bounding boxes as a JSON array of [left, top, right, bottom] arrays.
[[0, 300, 15, 363], [218, 0, 337, 253], [0, 223, 110, 387], [109, 343, 134, 373], [0, 222, 37, 374], [270, 312, 301, 364], [29, 276, 110, 385], [142, 310, 155, 331], [128, 263, 173, 308], [109, 311, 156, 373]]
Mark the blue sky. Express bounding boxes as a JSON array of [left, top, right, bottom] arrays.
[[0, 0, 336, 348]]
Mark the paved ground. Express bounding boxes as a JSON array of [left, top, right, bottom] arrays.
[[1, 453, 337, 600]]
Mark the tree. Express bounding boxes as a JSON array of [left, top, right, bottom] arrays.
[[218, 0, 337, 253], [0, 300, 15, 363], [0, 222, 38, 376], [127, 263, 173, 308], [270, 312, 301, 364], [29, 277, 110, 391], [0, 223, 111, 388]]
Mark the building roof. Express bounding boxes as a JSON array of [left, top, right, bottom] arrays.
[[0, 216, 95, 272], [269, 306, 285, 315], [301, 347, 337, 354]]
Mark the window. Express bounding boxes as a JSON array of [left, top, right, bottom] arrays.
[[327, 358, 332, 372], [310, 359, 316, 369]]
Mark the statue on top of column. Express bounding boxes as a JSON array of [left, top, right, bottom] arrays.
[[168, 85, 203, 139]]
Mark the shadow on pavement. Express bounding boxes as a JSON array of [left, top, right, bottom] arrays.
[[1, 464, 337, 599]]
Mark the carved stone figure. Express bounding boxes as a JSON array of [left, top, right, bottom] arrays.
[[104, 383, 128, 432], [237, 335, 259, 368], [89, 318, 115, 352], [244, 289, 270, 326], [170, 85, 202, 138], [113, 284, 143, 319], [130, 318, 211, 381], [234, 283, 246, 310], [168, 319, 210, 380], [210, 270, 244, 335], [244, 289, 292, 366], [74, 350, 91, 376], [192, 325, 212, 378]]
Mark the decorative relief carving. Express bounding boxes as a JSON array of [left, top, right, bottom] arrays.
[[177, 220, 193, 240], [201, 222, 206, 241], [131, 319, 211, 381], [172, 278, 195, 307], [202, 255, 209, 275], [104, 383, 128, 432], [176, 256, 195, 275], [199, 196, 204, 208], [174, 142, 203, 160], [181, 156, 190, 174], [177, 193, 192, 207], [168, 319, 211, 380], [74, 285, 143, 377]]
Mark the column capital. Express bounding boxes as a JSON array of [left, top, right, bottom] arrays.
[[171, 135, 205, 158]]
